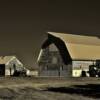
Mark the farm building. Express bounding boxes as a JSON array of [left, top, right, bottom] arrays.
[[26, 69, 38, 76], [37, 32, 100, 77], [0, 56, 24, 76]]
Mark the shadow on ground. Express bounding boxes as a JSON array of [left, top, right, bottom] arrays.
[[44, 84, 100, 99]]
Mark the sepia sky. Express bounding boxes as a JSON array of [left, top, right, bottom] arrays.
[[0, 1, 100, 68]]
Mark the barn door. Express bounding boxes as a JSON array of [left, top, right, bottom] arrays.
[[0, 64, 5, 76]]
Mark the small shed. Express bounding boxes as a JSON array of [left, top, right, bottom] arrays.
[[26, 69, 38, 76], [0, 56, 23, 76]]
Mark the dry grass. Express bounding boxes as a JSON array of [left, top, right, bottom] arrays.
[[0, 77, 99, 100]]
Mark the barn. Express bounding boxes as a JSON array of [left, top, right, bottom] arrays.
[[0, 56, 24, 76], [37, 32, 100, 77]]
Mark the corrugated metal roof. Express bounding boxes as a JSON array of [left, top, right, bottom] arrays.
[[48, 32, 100, 60], [48, 32, 100, 45]]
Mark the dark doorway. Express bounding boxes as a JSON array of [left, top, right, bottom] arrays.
[[0, 64, 5, 76]]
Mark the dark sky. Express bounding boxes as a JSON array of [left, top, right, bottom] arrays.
[[0, 1, 100, 68]]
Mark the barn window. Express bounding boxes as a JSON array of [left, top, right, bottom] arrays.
[[52, 57, 58, 64]]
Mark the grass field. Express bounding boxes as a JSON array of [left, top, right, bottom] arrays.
[[0, 77, 100, 100]]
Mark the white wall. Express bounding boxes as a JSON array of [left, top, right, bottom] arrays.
[[72, 69, 82, 77], [72, 61, 95, 70], [5, 69, 10, 75], [26, 70, 38, 76], [72, 61, 95, 77]]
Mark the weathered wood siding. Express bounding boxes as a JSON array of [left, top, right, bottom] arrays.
[[38, 47, 72, 77]]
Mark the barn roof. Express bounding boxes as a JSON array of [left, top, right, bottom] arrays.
[[48, 32, 100, 60], [0, 56, 21, 65]]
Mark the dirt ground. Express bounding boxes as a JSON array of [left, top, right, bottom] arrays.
[[0, 77, 100, 100]]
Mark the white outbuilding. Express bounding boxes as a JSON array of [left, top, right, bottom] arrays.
[[0, 56, 24, 76]]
